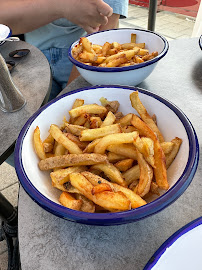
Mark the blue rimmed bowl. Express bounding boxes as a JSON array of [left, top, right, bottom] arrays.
[[144, 216, 202, 269], [15, 85, 199, 226], [0, 24, 12, 46], [68, 28, 169, 86]]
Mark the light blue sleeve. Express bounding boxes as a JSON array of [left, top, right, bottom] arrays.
[[104, 0, 128, 18]]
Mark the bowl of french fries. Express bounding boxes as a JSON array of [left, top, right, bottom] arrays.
[[68, 28, 169, 86], [15, 86, 199, 225]]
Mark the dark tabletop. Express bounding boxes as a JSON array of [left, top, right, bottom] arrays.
[[0, 41, 51, 164], [18, 37, 202, 270]]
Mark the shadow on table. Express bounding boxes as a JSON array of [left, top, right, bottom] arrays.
[[192, 58, 202, 92]]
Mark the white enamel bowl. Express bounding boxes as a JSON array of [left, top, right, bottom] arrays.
[[68, 28, 169, 86], [15, 86, 199, 226], [144, 217, 202, 269]]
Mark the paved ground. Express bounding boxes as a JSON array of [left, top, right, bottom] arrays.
[[0, 4, 196, 270]]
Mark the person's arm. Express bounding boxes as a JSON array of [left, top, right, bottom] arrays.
[[0, 0, 113, 34]]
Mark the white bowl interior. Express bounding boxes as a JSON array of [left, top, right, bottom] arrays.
[[21, 87, 189, 205], [0, 24, 10, 41], [152, 223, 202, 269], [84, 29, 165, 54]]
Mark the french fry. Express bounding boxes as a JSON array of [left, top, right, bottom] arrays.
[[166, 137, 182, 169], [100, 111, 116, 127], [122, 165, 140, 185], [89, 116, 102, 129], [49, 124, 82, 154], [38, 153, 108, 171], [50, 166, 87, 185], [114, 159, 134, 172], [80, 124, 122, 141], [65, 133, 88, 150], [83, 138, 101, 153], [94, 132, 138, 154], [92, 183, 112, 195], [72, 99, 84, 109], [69, 104, 107, 119], [135, 151, 153, 197], [75, 193, 95, 213], [91, 163, 127, 186], [107, 152, 127, 163], [59, 192, 83, 211], [82, 171, 146, 208], [131, 33, 137, 43], [107, 143, 138, 160], [80, 37, 94, 53], [69, 173, 131, 211], [33, 126, 46, 160], [72, 113, 90, 126], [130, 91, 164, 142], [117, 113, 133, 127], [65, 123, 86, 136], [43, 133, 54, 153], [161, 141, 174, 155]]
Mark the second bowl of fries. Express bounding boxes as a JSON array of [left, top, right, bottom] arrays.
[[68, 28, 169, 86], [15, 86, 199, 225]]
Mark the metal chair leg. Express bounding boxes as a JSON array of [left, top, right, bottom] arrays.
[[148, 0, 158, 31], [0, 193, 20, 270]]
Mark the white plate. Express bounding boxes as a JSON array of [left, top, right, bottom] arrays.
[[0, 24, 12, 45], [144, 217, 202, 269]]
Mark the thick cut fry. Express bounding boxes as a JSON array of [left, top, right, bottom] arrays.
[[50, 166, 87, 185], [65, 133, 88, 150], [107, 152, 127, 163], [80, 124, 122, 141], [135, 151, 153, 197], [101, 42, 111, 56], [72, 99, 84, 109], [33, 126, 46, 160], [59, 192, 82, 211], [117, 113, 133, 127], [79, 51, 97, 63], [107, 143, 138, 160], [69, 104, 107, 119], [69, 173, 131, 211], [89, 117, 102, 129], [122, 165, 140, 185], [160, 141, 174, 155], [91, 163, 127, 186], [65, 123, 86, 136], [130, 91, 164, 142], [82, 171, 146, 208], [122, 125, 138, 133], [72, 113, 90, 126], [131, 33, 136, 43], [106, 54, 128, 67], [80, 37, 95, 54], [100, 111, 116, 127], [49, 124, 82, 154], [133, 135, 155, 167], [166, 137, 182, 169], [94, 132, 138, 154], [83, 138, 101, 153], [43, 133, 54, 153], [114, 159, 134, 172], [131, 114, 156, 140], [92, 183, 112, 195], [38, 153, 108, 171], [153, 138, 168, 190], [53, 142, 66, 156], [75, 194, 95, 213]]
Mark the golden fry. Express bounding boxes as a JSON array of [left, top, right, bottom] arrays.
[[33, 126, 46, 160]]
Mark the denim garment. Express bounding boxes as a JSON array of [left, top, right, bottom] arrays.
[[42, 48, 73, 101]]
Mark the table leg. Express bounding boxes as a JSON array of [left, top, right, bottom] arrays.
[[0, 193, 20, 270], [148, 0, 158, 31]]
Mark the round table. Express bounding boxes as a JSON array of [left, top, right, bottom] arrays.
[[18, 37, 202, 270], [0, 40, 51, 163]]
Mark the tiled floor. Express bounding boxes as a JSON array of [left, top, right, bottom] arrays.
[[0, 4, 197, 270]]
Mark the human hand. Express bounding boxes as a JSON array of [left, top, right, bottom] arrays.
[[61, 0, 113, 33]]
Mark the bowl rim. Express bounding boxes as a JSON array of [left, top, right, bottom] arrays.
[[199, 35, 202, 50], [15, 85, 199, 225], [143, 216, 202, 269], [68, 28, 169, 73]]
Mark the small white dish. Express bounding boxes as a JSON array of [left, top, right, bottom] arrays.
[[0, 24, 12, 45], [144, 217, 202, 270]]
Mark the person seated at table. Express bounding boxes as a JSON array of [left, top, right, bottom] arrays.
[[0, 0, 128, 101]]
